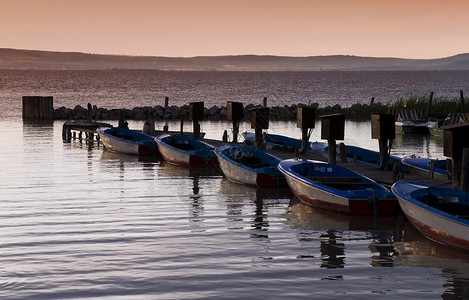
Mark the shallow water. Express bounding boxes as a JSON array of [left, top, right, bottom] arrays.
[[0, 119, 467, 299]]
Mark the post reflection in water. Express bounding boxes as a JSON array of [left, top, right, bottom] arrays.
[[287, 197, 400, 269]]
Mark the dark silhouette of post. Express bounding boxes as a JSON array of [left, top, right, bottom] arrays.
[[22, 96, 54, 120], [320, 114, 345, 164], [297, 106, 315, 154], [189, 102, 204, 139], [227, 101, 244, 143]]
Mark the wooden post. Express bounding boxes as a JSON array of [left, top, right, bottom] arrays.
[[180, 115, 184, 135], [460, 90, 465, 113], [297, 106, 315, 154], [428, 159, 435, 179], [22, 96, 54, 120], [339, 142, 347, 162], [227, 102, 244, 144], [461, 148, 469, 192], [446, 158, 453, 182], [189, 102, 204, 140], [250, 108, 269, 149], [118, 110, 126, 128], [328, 140, 336, 164], [87, 103, 92, 122], [452, 159, 460, 189], [425, 92, 433, 121]]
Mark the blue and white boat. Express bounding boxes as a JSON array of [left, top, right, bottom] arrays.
[[311, 141, 405, 170], [242, 131, 313, 153], [214, 144, 286, 187], [401, 156, 447, 181], [155, 134, 218, 167], [392, 181, 469, 251], [97, 126, 158, 156], [278, 158, 397, 215]]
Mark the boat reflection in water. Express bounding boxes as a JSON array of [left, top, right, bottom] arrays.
[[393, 221, 469, 297], [287, 197, 400, 269]]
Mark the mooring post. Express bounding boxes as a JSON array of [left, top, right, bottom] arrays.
[[339, 142, 347, 162], [297, 106, 315, 154], [425, 92, 434, 121], [460, 90, 465, 113], [446, 158, 453, 182], [328, 140, 337, 164], [461, 148, 469, 192], [428, 159, 435, 179], [227, 101, 244, 144], [87, 103, 92, 122], [189, 101, 204, 140]]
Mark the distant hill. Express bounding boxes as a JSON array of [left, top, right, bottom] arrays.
[[1, 48, 469, 71]]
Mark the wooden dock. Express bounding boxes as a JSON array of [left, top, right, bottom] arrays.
[[61, 123, 452, 190], [62, 120, 112, 142]]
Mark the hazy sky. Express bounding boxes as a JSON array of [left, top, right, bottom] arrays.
[[2, 0, 468, 59]]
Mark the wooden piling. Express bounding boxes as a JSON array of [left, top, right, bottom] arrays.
[[461, 148, 469, 192], [425, 92, 433, 121], [22, 96, 54, 120], [87, 103, 92, 122], [460, 90, 465, 113]]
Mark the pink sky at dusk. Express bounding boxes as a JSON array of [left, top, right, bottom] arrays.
[[1, 0, 468, 59]]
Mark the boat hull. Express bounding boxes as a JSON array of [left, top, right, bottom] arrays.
[[97, 127, 158, 156], [278, 159, 397, 215], [392, 181, 469, 251], [155, 134, 217, 167], [401, 157, 447, 182], [284, 172, 397, 215], [215, 144, 286, 187]]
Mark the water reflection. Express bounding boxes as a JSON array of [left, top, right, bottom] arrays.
[[287, 197, 399, 269], [394, 221, 469, 298]]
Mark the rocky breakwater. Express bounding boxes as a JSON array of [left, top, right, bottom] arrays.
[[53, 101, 384, 121], [54, 103, 323, 121]]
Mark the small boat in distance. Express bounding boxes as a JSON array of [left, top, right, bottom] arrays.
[[392, 108, 429, 134], [214, 144, 286, 187], [97, 126, 158, 156], [278, 158, 397, 215], [391, 181, 469, 251], [155, 134, 218, 167], [401, 156, 447, 181]]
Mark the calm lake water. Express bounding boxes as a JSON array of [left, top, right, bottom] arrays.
[[1, 70, 469, 299]]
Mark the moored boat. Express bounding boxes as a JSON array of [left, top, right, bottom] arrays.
[[242, 131, 313, 153], [278, 158, 397, 215], [401, 156, 447, 181], [214, 144, 286, 187], [310, 141, 405, 171], [97, 126, 158, 156], [392, 108, 429, 134], [391, 181, 469, 251], [155, 134, 218, 167]]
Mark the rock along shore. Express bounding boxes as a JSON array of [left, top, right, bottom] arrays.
[[54, 102, 384, 121]]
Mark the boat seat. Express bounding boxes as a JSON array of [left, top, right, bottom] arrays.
[[433, 203, 469, 218], [307, 176, 362, 183], [245, 163, 271, 169], [174, 144, 195, 151]]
